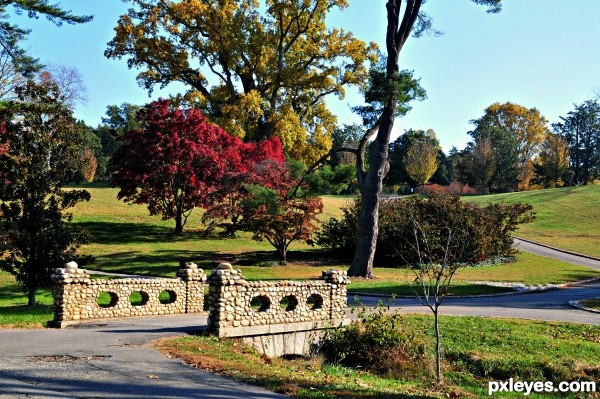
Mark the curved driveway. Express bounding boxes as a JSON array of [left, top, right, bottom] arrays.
[[513, 238, 600, 269], [357, 280, 600, 325], [356, 238, 600, 325], [0, 315, 287, 399]]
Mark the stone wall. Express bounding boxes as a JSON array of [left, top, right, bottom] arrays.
[[207, 262, 349, 338], [50, 261, 206, 327], [50, 259, 350, 349]]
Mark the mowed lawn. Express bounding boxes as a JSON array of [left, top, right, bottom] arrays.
[[66, 184, 598, 287], [2, 184, 600, 327], [466, 185, 600, 258]]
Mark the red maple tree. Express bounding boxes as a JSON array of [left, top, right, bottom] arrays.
[[110, 99, 244, 233], [201, 136, 286, 236], [239, 159, 324, 264]]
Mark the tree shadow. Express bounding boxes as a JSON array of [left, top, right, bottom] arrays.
[[74, 221, 201, 245], [89, 250, 226, 277]]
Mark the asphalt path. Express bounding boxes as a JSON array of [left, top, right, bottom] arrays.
[[513, 238, 600, 269], [355, 280, 600, 325], [0, 315, 287, 399], [1, 239, 599, 398], [354, 239, 600, 325]]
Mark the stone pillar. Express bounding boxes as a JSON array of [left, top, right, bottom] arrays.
[[176, 262, 206, 313], [206, 262, 247, 331], [320, 270, 350, 320], [50, 261, 91, 327]]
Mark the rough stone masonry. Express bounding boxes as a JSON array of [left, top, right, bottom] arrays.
[[51, 261, 350, 356]]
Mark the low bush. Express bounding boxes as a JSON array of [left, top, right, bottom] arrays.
[[320, 301, 430, 380], [317, 194, 534, 265]]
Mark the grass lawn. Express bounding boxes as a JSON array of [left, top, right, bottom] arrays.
[[0, 272, 53, 328], [580, 298, 600, 311], [465, 185, 600, 258], [2, 184, 599, 328], [157, 315, 600, 398]]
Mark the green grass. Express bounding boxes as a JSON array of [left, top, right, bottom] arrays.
[[2, 184, 599, 327], [466, 185, 600, 258], [157, 315, 600, 398], [0, 272, 53, 328], [579, 298, 600, 311]]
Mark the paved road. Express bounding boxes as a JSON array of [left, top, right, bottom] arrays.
[[354, 239, 600, 324], [0, 315, 286, 399], [355, 280, 600, 325], [1, 239, 599, 398], [514, 238, 600, 269]]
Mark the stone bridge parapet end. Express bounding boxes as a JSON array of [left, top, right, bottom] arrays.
[[50, 261, 206, 328], [206, 262, 350, 338]]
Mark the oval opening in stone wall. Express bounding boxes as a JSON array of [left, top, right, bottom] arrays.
[[129, 291, 149, 306], [280, 295, 298, 311], [250, 295, 270, 312], [307, 294, 323, 310], [96, 291, 119, 308], [159, 290, 177, 304]]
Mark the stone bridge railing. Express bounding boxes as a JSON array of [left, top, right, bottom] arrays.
[[50, 260, 350, 352], [206, 263, 350, 338], [50, 261, 206, 327]]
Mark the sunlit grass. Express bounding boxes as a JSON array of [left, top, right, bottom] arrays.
[[157, 315, 600, 398], [466, 185, 600, 257]]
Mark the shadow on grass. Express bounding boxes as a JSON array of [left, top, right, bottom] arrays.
[[90, 250, 225, 277], [75, 221, 204, 245], [235, 249, 339, 267]]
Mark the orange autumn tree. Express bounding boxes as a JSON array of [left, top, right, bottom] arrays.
[[472, 102, 549, 190], [105, 0, 377, 164]]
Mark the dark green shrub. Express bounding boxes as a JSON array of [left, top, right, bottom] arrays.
[[317, 194, 534, 264], [320, 301, 429, 380]]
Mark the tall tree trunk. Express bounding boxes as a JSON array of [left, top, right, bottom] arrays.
[[348, 0, 421, 277], [348, 103, 396, 277]]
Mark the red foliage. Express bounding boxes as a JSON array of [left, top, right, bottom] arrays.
[[239, 159, 324, 263], [201, 136, 287, 235], [110, 99, 245, 233], [415, 182, 477, 195]]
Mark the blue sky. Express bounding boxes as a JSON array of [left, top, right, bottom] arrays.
[[14, 0, 600, 152]]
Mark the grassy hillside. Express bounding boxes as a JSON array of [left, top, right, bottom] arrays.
[[466, 185, 600, 258]]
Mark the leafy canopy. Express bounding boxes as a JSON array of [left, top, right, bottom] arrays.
[[0, 80, 91, 305], [106, 0, 377, 164], [110, 99, 246, 233]]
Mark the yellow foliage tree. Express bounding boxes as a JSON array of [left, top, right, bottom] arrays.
[[79, 148, 97, 182], [479, 102, 549, 190], [536, 133, 569, 187], [105, 0, 376, 164], [404, 141, 439, 190]]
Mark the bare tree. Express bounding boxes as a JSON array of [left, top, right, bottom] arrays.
[[0, 50, 25, 100], [37, 64, 88, 109], [401, 196, 471, 385]]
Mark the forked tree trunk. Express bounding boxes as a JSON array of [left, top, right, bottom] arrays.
[[347, 0, 422, 277]]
